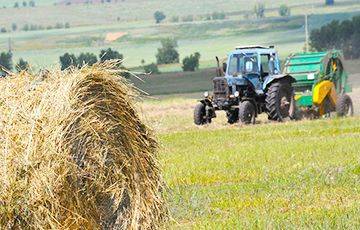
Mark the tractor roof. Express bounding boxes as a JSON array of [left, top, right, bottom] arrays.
[[230, 45, 277, 55], [235, 45, 273, 50]]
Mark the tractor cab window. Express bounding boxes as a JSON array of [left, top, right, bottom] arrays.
[[227, 53, 258, 76], [260, 54, 270, 76]]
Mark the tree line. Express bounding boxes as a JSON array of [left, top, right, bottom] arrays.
[[59, 48, 123, 70], [310, 16, 360, 59]]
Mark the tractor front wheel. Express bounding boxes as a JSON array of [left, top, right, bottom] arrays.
[[238, 101, 255, 125], [266, 80, 294, 121], [336, 94, 354, 117], [194, 103, 211, 125], [226, 109, 239, 124]]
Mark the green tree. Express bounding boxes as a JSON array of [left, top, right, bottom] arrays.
[[144, 63, 160, 74], [99, 48, 123, 62], [310, 16, 360, 59], [279, 4, 290, 17], [14, 2, 19, 8], [29, 0, 36, 7], [182, 52, 201, 71], [154, 11, 166, 24], [254, 3, 265, 18], [23, 24, 29, 31], [12, 23, 17, 31], [0, 52, 13, 71], [59, 53, 77, 70], [156, 38, 179, 64], [22, 1, 27, 7], [16, 58, 29, 72], [77, 52, 98, 68]]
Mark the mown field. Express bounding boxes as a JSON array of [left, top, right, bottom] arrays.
[[132, 71, 360, 227], [136, 91, 360, 228], [159, 117, 360, 228]]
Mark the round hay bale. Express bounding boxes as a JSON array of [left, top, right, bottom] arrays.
[[0, 63, 166, 229]]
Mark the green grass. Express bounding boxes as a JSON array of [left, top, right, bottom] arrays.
[[159, 117, 360, 228]]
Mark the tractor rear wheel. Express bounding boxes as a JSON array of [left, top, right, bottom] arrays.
[[226, 109, 239, 124], [238, 101, 255, 124], [336, 94, 354, 117], [266, 80, 294, 121], [194, 103, 210, 125]]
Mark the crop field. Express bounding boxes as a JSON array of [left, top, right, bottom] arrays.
[[134, 83, 360, 228], [0, 0, 360, 70]]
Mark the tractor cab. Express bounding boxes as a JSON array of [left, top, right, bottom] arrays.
[[225, 46, 280, 78], [219, 46, 281, 97]]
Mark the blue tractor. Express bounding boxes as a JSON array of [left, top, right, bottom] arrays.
[[194, 45, 296, 125]]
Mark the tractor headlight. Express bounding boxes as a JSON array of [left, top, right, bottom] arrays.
[[234, 91, 240, 97], [204, 91, 209, 98]]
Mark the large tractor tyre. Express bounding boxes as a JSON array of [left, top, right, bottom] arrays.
[[238, 101, 256, 125], [266, 80, 294, 121], [194, 103, 210, 125], [226, 109, 239, 124], [336, 94, 354, 117]]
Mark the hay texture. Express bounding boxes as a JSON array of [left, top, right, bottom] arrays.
[[0, 63, 165, 229]]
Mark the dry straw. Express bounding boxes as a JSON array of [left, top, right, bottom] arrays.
[[0, 62, 166, 229]]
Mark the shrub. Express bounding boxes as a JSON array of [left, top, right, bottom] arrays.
[[144, 63, 160, 74], [77, 52, 98, 68], [279, 4, 291, 17], [0, 51, 13, 71], [99, 48, 123, 62], [16, 58, 29, 72], [182, 52, 201, 72], [59, 53, 77, 70]]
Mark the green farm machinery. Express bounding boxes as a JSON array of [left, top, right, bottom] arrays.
[[283, 50, 354, 118]]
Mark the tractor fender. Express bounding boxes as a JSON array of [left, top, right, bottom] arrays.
[[263, 74, 296, 91], [199, 98, 213, 107]]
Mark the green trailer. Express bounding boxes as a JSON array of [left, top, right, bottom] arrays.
[[283, 50, 354, 118]]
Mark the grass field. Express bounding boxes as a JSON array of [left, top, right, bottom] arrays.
[[135, 92, 360, 228]]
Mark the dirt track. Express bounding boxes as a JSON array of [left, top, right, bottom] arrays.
[[349, 73, 360, 115]]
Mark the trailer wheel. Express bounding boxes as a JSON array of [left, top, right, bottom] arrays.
[[226, 109, 239, 124], [336, 94, 354, 117], [266, 80, 294, 121], [238, 101, 255, 124], [194, 103, 210, 125]]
